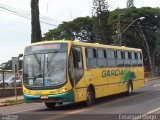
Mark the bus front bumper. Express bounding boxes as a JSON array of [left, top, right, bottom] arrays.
[[24, 89, 74, 103]]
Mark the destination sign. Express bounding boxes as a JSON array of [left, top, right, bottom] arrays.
[[24, 43, 68, 55], [32, 44, 60, 51]]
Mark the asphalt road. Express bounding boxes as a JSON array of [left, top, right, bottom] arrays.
[[0, 79, 160, 120]]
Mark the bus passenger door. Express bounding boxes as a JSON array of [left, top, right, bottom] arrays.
[[68, 46, 85, 102], [68, 50, 75, 88]]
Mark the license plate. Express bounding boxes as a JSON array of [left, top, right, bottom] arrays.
[[40, 95, 48, 99]]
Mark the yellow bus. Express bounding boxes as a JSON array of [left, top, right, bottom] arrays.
[[22, 40, 144, 109]]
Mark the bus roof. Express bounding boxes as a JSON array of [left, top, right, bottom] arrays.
[[25, 40, 142, 52]]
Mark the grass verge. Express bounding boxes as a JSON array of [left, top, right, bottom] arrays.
[[1, 99, 24, 105]]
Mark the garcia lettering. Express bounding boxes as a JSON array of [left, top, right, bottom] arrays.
[[102, 69, 124, 77]]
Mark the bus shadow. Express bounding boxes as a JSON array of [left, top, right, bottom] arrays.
[[94, 91, 143, 105], [37, 91, 145, 112]]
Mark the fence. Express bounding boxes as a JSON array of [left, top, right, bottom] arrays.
[[0, 70, 14, 88], [0, 70, 22, 97], [144, 65, 160, 77]]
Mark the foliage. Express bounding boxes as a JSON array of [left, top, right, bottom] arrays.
[[43, 17, 94, 42], [0, 60, 22, 70], [1, 99, 24, 105], [43, 6, 160, 72], [92, 0, 112, 44], [92, 0, 109, 16], [44, 0, 113, 44], [109, 7, 160, 46], [155, 32, 160, 51], [0, 60, 12, 70], [108, 7, 160, 72]]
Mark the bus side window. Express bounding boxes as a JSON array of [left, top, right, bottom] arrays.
[[137, 52, 142, 66], [131, 52, 137, 66], [86, 48, 97, 69], [124, 51, 131, 67], [117, 50, 124, 67], [107, 49, 116, 67], [97, 49, 107, 67], [72, 47, 84, 84]]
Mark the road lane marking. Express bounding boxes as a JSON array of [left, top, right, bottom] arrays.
[[145, 107, 160, 114], [153, 84, 160, 87], [42, 89, 160, 120], [132, 107, 160, 120], [119, 92, 160, 114], [42, 108, 92, 120], [7, 106, 45, 114]]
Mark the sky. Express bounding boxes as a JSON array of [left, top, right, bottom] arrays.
[[0, 0, 160, 64]]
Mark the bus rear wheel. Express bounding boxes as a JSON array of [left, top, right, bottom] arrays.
[[45, 102, 56, 109], [86, 87, 95, 106], [127, 81, 133, 95]]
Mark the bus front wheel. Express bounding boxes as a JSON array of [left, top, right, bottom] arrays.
[[86, 87, 95, 106], [45, 102, 56, 109]]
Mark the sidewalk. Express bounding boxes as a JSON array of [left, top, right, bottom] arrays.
[[145, 77, 160, 81], [0, 95, 24, 107]]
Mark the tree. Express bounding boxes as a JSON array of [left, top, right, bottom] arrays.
[[108, 7, 160, 74], [92, 0, 109, 16], [138, 24, 152, 72], [31, 0, 42, 43], [43, 6, 160, 74], [127, 0, 134, 8], [43, 17, 94, 42], [92, 0, 112, 44]]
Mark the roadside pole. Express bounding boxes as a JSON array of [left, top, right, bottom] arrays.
[[14, 65, 17, 101], [12, 57, 19, 101], [2, 70, 5, 89]]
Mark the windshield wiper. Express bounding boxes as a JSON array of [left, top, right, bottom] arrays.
[[33, 52, 41, 66], [33, 52, 43, 78], [46, 50, 58, 69]]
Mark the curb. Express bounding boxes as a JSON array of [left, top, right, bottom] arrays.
[[0, 102, 24, 107], [145, 77, 160, 82]]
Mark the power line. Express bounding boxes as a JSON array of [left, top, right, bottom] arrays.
[[0, 3, 61, 22], [0, 7, 57, 26], [0, 4, 61, 27]]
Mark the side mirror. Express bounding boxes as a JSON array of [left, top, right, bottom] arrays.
[[18, 54, 23, 58]]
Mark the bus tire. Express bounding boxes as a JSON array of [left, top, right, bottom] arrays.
[[86, 87, 95, 106], [127, 81, 133, 96], [45, 102, 56, 109]]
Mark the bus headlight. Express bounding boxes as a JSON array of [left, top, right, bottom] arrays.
[[24, 89, 32, 94], [58, 88, 67, 93], [24, 90, 29, 94]]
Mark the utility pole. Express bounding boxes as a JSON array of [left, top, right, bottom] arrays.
[[117, 7, 122, 46], [31, 0, 42, 43]]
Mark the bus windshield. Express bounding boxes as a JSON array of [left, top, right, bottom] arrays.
[[23, 43, 68, 89]]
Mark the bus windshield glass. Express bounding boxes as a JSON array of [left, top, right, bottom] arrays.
[[23, 43, 68, 89]]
